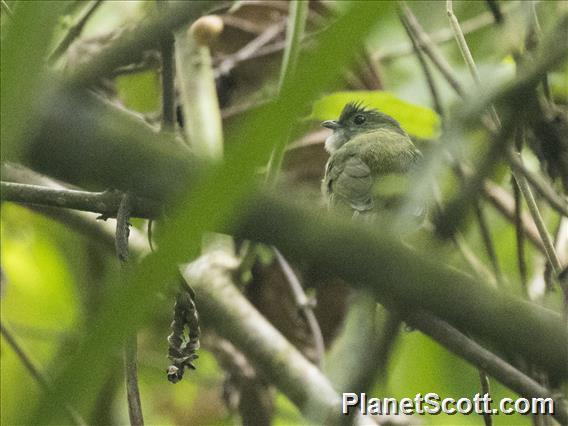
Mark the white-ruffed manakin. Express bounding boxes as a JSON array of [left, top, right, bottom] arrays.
[[322, 102, 421, 214]]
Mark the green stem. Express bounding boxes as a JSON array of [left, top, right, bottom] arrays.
[[267, 0, 309, 184], [278, 0, 309, 92]]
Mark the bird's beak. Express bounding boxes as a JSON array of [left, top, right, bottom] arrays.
[[322, 120, 339, 130]]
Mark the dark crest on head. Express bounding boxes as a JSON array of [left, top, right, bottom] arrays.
[[338, 101, 372, 123], [338, 101, 403, 133]]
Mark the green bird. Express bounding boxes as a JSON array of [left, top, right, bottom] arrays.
[[322, 102, 421, 214]]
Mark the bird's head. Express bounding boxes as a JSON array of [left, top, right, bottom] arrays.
[[322, 102, 404, 153]]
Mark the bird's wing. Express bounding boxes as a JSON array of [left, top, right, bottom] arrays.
[[323, 153, 374, 212]]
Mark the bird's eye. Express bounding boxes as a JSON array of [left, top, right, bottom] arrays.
[[353, 115, 366, 125]]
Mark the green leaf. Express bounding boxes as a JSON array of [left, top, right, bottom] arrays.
[[310, 91, 441, 139]]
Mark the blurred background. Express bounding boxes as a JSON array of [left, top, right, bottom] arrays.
[[1, 1, 567, 425]]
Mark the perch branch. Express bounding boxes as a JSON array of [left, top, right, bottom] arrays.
[[233, 195, 568, 378], [0, 182, 161, 219], [406, 311, 567, 425]]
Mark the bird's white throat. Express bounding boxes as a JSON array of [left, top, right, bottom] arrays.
[[324, 132, 346, 153]]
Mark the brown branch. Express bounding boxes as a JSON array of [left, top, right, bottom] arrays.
[[407, 311, 567, 425], [234, 194, 568, 378], [1, 163, 150, 254], [1, 182, 161, 219], [216, 20, 286, 78]]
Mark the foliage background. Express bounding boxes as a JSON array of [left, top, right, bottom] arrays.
[[1, 1, 566, 425]]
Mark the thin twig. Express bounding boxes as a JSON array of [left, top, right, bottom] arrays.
[[473, 199, 503, 284], [221, 14, 268, 35], [508, 149, 568, 218], [215, 27, 321, 79], [454, 233, 499, 287], [49, 0, 104, 63], [1, 164, 150, 254], [124, 335, 144, 426], [400, 2, 465, 98], [399, 9, 443, 117], [446, 0, 501, 129], [403, 6, 502, 270], [560, 266, 568, 326], [445, 0, 564, 285], [0, 323, 51, 394], [377, 2, 518, 62], [216, 20, 286, 78], [0, 323, 87, 426], [515, 171, 562, 275], [116, 194, 144, 426], [483, 180, 545, 253], [399, 2, 558, 251], [406, 311, 567, 425], [273, 247, 325, 367], [446, 0, 481, 86], [433, 179, 499, 286], [512, 177, 528, 294], [116, 193, 132, 264], [478, 370, 493, 426]]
